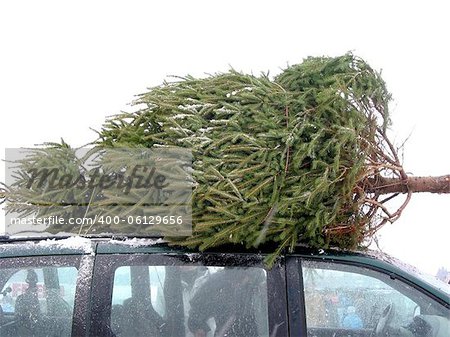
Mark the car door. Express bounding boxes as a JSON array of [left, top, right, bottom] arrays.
[[286, 255, 450, 337], [0, 251, 93, 337], [89, 245, 289, 337]]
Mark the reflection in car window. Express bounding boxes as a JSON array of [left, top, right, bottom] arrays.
[[0, 264, 78, 337], [110, 265, 269, 337], [301, 260, 450, 337]]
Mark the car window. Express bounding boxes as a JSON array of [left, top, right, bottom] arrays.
[[110, 265, 269, 337], [1, 267, 77, 314], [90, 252, 288, 337], [0, 257, 80, 337], [301, 260, 450, 337]]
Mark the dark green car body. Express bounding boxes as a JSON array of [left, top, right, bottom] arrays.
[[0, 237, 449, 337]]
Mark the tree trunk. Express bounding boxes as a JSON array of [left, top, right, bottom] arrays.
[[368, 174, 450, 194]]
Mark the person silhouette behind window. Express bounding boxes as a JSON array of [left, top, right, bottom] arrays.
[[15, 269, 42, 337], [342, 306, 363, 329], [181, 266, 215, 337], [188, 268, 265, 337]]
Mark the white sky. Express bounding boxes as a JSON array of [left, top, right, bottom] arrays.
[[0, 0, 449, 275]]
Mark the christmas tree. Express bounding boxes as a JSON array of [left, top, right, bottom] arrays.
[[2, 54, 449, 264]]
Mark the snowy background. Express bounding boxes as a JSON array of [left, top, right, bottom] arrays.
[[1, 1, 449, 277]]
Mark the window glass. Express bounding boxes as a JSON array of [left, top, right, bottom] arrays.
[[112, 266, 167, 317], [302, 260, 450, 337], [0, 265, 78, 337], [110, 265, 269, 337]]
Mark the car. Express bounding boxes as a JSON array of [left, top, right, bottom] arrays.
[[0, 235, 449, 337]]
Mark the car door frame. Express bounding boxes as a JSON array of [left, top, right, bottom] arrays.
[[0, 253, 93, 337], [89, 248, 289, 337], [286, 253, 450, 337]]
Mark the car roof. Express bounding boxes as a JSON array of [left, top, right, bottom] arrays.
[[0, 234, 369, 257], [1, 235, 449, 306]]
